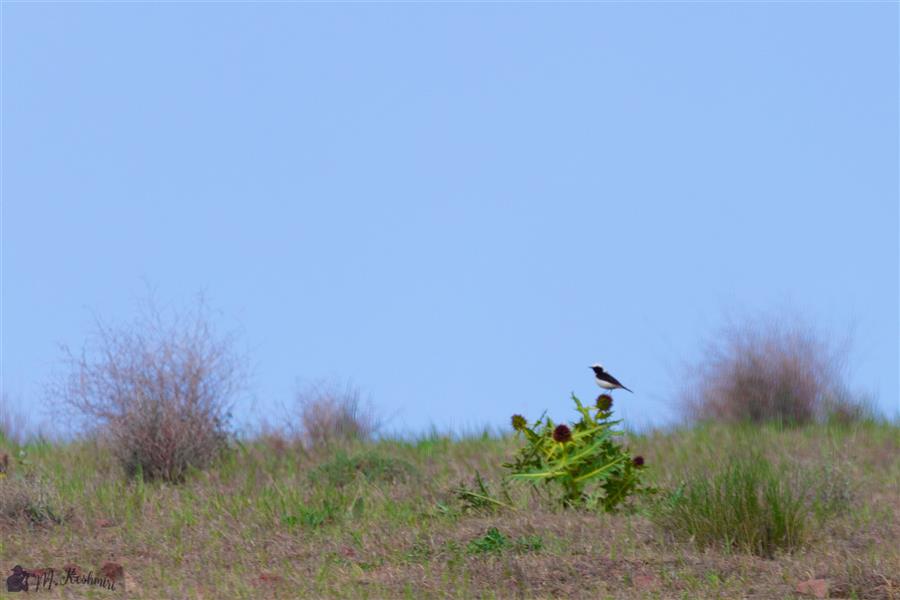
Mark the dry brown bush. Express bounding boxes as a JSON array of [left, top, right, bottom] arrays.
[[0, 393, 27, 446], [295, 381, 381, 448], [681, 314, 864, 425], [50, 295, 245, 482]]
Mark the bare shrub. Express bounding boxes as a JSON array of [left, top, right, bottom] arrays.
[[681, 314, 858, 425], [50, 295, 245, 482], [295, 381, 380, 448]]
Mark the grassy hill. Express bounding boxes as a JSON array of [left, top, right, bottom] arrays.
[[1, 422, 897, 599]]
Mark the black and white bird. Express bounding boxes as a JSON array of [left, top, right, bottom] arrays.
[[590, 364, 633, 393]]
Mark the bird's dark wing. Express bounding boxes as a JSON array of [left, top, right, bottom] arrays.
[[598, 371, 633, 393]]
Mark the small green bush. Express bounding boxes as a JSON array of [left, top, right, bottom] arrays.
[[281, 500, 340, 528], [466, 527, 543, 555], [308, 451, 417, 488], [650, 452, 842, 557], [505, 393, 651, 509], [467, 527, 509, 554]]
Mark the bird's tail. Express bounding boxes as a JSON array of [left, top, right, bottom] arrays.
[[621, 385, 634, 393]]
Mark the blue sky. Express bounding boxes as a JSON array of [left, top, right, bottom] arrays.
[[3, 2, 898, 435]]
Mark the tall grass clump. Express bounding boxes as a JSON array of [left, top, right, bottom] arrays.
[[50, 294, 246, 482], [681, 313, 866, 426], [295, 381, 381, 448], [651, 452, 836, 557]]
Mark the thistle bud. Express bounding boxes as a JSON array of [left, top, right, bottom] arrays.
[[511, 414, 527, 431], [596, 394, 613, 411]]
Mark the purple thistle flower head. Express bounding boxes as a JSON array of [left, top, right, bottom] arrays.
[[552, 424, 573, 443], [633, 456, 645, 468]]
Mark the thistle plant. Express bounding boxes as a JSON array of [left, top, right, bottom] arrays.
[[504, 393, 651, 510]]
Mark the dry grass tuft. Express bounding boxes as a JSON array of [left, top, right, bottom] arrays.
[[0, 474, 65, 525], [295, 381, 381, 448]]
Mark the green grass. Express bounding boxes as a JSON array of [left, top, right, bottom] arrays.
[[308, 450, 419, 488], [0, 422, 897, 598], [465, 527, 544, 555], [650, 451, 829, 557]]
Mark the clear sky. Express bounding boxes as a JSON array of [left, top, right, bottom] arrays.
[[3, 1, 898, 436]]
